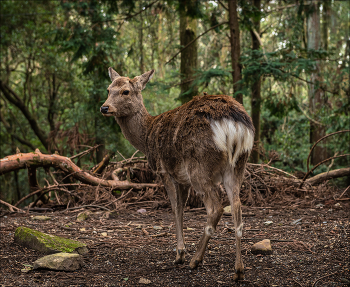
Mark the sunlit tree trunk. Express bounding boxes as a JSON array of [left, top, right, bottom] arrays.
[[228, 0, 242, 104], [307, 2, 327, 165], [179, 0, 198, 104], [250, 0, 261, 163]]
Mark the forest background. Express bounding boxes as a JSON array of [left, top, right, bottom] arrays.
[[0, 0, 349, 205]]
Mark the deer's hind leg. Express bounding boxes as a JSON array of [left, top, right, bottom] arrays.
[[161, 173, 190, 264], [187, 173, 223, 269], [224, 153, 249, 281]]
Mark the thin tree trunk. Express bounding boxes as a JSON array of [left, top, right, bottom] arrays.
[[307, 2, 327, 165], [139, 12, 145, 74], [228, 0, 243, 104], [0, 80, 48, 150], [179, 0, 198, 104], [250, 0, 261, 163]]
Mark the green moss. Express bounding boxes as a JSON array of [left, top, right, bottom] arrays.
[[14, 226, 87, 254]]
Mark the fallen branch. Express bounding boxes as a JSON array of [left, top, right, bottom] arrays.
[[248, 163, 297, 179], [70, 145, 101, 160], [306, 130, 350, 172], [0, 151, 159, 190], [338, 185, 350, 199], [14, 184, 85, 207], [305, 167, 350, 186], [0, 199, 25, 213], [300, 154, 350, 188], [91, 151, 115, 174]]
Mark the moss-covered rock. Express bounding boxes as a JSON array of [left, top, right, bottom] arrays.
[[14, 226, 88, 254], [33, 252, 83, 271]]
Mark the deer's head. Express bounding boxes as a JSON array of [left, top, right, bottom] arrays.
[[100, 68, 154, 118]]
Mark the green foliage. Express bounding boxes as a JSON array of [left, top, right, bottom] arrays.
[[0, 0, 349, 204]]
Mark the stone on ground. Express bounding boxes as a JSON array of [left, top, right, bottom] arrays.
[[139, 277, 151, 284], [33, 253, 83, 271], [223, 205, 231, 215], [251, 239, 273, 255], [32, 215, 51, 221], [76, 211, 92, 222], [14, 226, 88, 254]]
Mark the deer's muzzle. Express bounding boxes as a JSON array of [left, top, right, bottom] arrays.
[[100, 106, 109, 114]]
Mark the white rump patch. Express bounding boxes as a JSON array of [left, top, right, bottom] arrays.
[[210, 119, 254, 167]]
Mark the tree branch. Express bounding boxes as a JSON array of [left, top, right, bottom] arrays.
[[306, 130, 350, 172], [217, 0, 228, 11], [306, 167, 350, 186], [165, 22, 229, 65], [300, 154, 350, 188], [93, 0, 159, 24], [0, 151, 159, 190], [0, 80, 48, 150], [0, 111, 36, 150]]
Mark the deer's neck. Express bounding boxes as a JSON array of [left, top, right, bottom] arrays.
[[116, 106, 151, 154]]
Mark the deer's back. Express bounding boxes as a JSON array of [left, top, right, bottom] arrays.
[[145, 95, 254, 182]]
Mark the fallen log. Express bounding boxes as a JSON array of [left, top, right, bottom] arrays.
[[0, 151, 158, 190], [305, 167, 350, 186]]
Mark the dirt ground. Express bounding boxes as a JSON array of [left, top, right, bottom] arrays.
[[0, 200, 349, 287]]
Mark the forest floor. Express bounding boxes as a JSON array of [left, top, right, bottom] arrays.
[[0, 199, 349, 287]]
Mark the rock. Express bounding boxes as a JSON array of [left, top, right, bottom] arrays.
[[32, 216, 51, 221], [139, 277, 151, 284], [223, 205, 231, 215], [14, 226, 88, 255], [153, 226, 163, 230], [33, 253, 83, 271], [76, 211, 91, 222], [251, 239, 273, 255]]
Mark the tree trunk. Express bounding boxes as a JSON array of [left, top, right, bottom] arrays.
[[179, 0, 198, 104], [139, 11, 145, 74], [0, 80, 48, 151], [228, 0, 243, 104], [95, 116, 105, 164], [250, 0, 261, 163], [307, 2, 327, 165]]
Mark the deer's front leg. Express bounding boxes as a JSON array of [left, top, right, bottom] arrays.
[[161, 174, 189, 264]]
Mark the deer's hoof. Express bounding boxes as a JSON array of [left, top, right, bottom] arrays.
[[174, 249, 185, 264], [233, 269, 245, 281], [189, 259, 201, 269]]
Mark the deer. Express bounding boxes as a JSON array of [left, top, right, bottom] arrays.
[[100, 68, 254, 281]]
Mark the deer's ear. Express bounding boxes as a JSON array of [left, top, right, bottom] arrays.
[[108, 67, 120, 82], [138, 70, 155, 90]]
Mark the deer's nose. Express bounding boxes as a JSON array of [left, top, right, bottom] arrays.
[[100, 106, 109, 114]]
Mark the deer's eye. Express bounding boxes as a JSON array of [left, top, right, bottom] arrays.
[[122, 90, 129, 95]]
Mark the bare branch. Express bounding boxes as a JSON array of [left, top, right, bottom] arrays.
[[0, 152, 160, 189], [306, 130, 350, 172], [300, 154, 350, 188], [217, 0, 228, 11], [0, 199, 25, 213]]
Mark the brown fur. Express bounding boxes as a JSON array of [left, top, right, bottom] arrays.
[[101, 69, 254, 281]]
